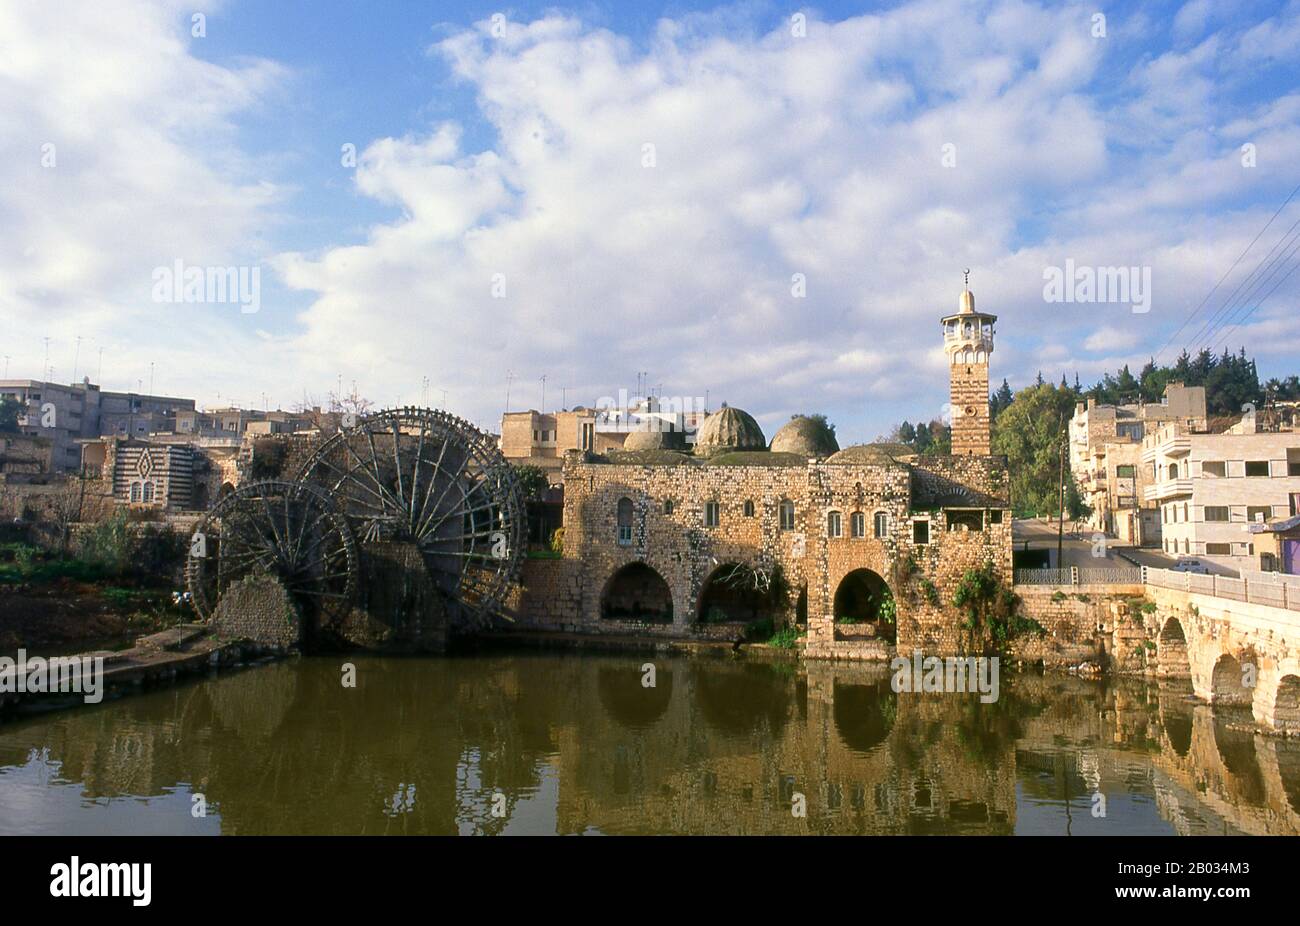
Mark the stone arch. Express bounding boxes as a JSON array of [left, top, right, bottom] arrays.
[[833, 678, 897, 754], [1211, 653, 1251, 706], [1157, 617, 1191, 678], [695, 663, 790, 737], [697, 562, 778, 625], [832, 568, 896, 643], [601, 562, 673, 623], [1273, 676, 1300, 734], [597, 664, 673, 729]]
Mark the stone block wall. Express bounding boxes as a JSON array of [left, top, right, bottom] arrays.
[[1014, 583, 1146, 668], [527, 452, 1014, 656]]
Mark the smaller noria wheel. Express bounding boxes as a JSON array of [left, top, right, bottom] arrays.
[[186, 480, 359, 623]]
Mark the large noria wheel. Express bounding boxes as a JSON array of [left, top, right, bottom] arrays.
[[296, 407, 525, 627], [186, 480, 359, 624]]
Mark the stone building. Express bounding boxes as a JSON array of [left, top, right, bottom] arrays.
[[513, 285, 1013, 658], [1070, 383, 1207, 543], [941, 284, 996, 456], [1142, 413, 1300, 569]]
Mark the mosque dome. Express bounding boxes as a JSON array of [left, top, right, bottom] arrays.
[[623, 429, 686, 451], [693, 406, 766, 456], [826, 443, 909, 465], [769, 416, 840, 458]]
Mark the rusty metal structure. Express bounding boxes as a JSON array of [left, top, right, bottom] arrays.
[[186, 407, 525, 646]]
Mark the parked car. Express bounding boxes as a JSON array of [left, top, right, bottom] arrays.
[[1171, 558, 1211, 574]]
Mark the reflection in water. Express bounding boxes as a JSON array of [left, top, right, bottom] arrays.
[[0, 652, 1298, 835]]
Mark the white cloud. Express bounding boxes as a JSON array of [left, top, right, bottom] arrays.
[[5, 1, 1300, 444]]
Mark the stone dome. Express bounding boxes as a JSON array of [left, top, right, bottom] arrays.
[[623, 429, 686, 451], [693, 407, 766, 456], [770, 416, 840, 458], [826, 443, 907, 465]]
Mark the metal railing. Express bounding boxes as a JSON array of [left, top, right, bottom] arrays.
[[1014, 566, 1141, 586], [1144, 566, 1300, 611]]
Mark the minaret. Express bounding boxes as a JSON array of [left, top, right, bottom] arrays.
[[941, 271, 996, 456]]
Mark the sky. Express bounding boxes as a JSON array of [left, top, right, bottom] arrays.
[[2, 0, 1299, 444]]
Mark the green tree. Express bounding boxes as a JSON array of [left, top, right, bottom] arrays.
[[991, 382, 1083, 518], [0, 397, 21, 433], [511, 464, 549, 501]]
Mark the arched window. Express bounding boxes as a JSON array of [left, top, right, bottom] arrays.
[[850, 511, 865, 538], [129, 482, 142, 503], [873, 511, 888, 538], [827, 511, 842, 538], [779, 499, 795, 531], [1168, 462, 1179, 480], [743, 499, 755, 517], [142, 482, 155, 504], [616, 497, 633, 546], [663, 499, 674, 515]]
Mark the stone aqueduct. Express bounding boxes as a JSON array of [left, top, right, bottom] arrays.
[[1147, 585, 1300, 735]]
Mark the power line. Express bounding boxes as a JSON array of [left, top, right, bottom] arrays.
[[1205, 250, 1300, 355], [1182, 214, 1300, 356], [1197, 230, 1300, 355], [1155, 178, 1300, 365]]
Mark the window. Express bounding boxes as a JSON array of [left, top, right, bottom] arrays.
[[1247, 506, 1271, 523], [1183, 502, 1188, 521], [1206, 542, 1231, 556], [1117, 423, 1143, 441], [827, 511, 842, 538], [743, 499, 755, 517], [873, 512, 888, 538], [663, 499, 674, 515], [1288, 449, 1300, 476], [1167, 463, 1179, 480], [141, 482, 155, 504], [779, 500, 795, 531], [129, 482, 141, 503], [616, 497, 633, 545], [1115, 465, 1135, 479], [582, 422, 595, 451], [1245, 460, 1270, 477], [1202, 460, 1226, 478], [947, 510, 984, 532], [850, 512, 865, 538], [1204, 506, 1229, 522], [705, 501, 720, 528], [912, 519, 930, 544], [989, 509, 1003, 524]]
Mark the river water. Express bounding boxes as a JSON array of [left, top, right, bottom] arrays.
[[0, 651, 1296, 835]]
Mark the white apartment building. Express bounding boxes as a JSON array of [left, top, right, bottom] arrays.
[[1142, 417, 1300, 568], [1070, 383, 1207, 544]]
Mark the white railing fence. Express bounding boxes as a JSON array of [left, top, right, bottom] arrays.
[[1142, 566, 1300, 611]]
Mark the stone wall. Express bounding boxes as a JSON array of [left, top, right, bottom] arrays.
[[518, 452, 1013, 657], [1014, 583, 1146, 668], [212, 574, 302, 651]]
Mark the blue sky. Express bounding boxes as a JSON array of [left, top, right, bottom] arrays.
[[3, 0, 1300, 442]]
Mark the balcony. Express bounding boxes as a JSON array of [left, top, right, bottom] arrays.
[[1143, 478, 1192, 501], [1141, 434, 1190, 463]]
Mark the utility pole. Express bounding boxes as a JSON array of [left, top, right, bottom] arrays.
[[1056, 415, 1066, 569], [505, 370, 514, 414], [540, 374, 546, 414], [72, 336, 82, 382]]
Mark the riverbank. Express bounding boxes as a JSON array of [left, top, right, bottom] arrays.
[[0, 625, 264, 716]]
